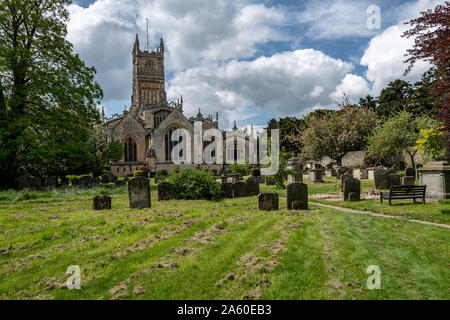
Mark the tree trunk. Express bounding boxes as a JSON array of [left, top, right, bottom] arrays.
[[406, 150, 417, 169]]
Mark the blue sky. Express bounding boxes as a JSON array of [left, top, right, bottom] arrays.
[[69, 0, 440, 129]]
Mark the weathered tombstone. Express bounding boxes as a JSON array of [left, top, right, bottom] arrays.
[[266, 176, 276, 186], [93, 195, 112, 210], [233, 181, 247, 198], [246, 177, 260, 196], [367, 167, 377, 180], [292, 200, 308, 210], [402, 176, 415, 186], [418, 161, 450, 199], [101, 173, 112, 184], [341, 173, 354, 188], [405, 167, 416, 177], [343, 178, 361, 201], [389, 173, 401, 187], [128, 177, 151, 208], [258, 193, 279, 211], [286, 183, 308, 210], [348, 193, 360, 202], [308, 169, 323, 183], [354, 169, 368, 180], [221, 183, 233, 198], [92, 177, 101, 188], [374, 169, 389, 190], [387, 169, 397, 175], [15, 176, 30, 190], [158, 182, 174, 201]]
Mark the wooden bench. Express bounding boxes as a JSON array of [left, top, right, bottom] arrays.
[[380, 185, 426, 206]]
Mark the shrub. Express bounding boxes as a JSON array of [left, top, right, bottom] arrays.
[[133, 170, 147, 178], [156, 168, 169, 181], [230, 163, 249, 176], [169, 169, 221, 201]]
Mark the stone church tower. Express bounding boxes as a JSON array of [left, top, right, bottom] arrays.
[[104, 34, 223, 176]]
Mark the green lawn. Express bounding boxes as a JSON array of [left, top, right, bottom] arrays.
[[0, 182, 448, 300]]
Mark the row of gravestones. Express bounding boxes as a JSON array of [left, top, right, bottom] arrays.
[[258, 182, 309, 211], [373, 168, 416, 190]]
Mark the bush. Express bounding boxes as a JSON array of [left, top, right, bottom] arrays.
[[133, 170, 147, 178], [169, 169, 222, 201], [156, 168, 169, 181], [230, 163, 250, 176]]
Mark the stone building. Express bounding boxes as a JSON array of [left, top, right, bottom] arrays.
[[104, 35, 250, 176]]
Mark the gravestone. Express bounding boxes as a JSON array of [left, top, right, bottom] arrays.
[[246, 177, 260, 196], [286, 183, 308, 210], [266, 176, 276, 186], [258, 193, 279, 211], [341, 173, 354, 187], [405, 167, 416, 177], [354, 169, 368, 180], [308, 169, 323, 183], [71, 178, 79, 188], [348, 193, 360, 202], [292, 200, 307, 210], [374, 169, 389, 190], [221, 183, 233, 198], [233, 181, 247, 198], [418, 161, 450, 199], [92, 177, 100, 188], [128, 177, 151, 208], [101, 173, 112, 184], [93, 195, 112, 210], [367, 167, 377, 180], [389, 173, 401, 187], [343, 178, 361, 201], [158, 182, 174, 201], [325, 168, 337, 178], [387, 169, 397, 175], [402, 176, 415, 186]]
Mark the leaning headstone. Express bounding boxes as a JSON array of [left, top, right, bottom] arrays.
[[246, 177, 260, 196], [233, 181, 247, 198], [286, 183, 308, 210], [221, 183, 233, 198], [374, 169, 389, 190], [405, 167, 416, 177], [158, 182, 174, 201], [343, 178, 361, 201], [128, 177, 151, 208], [258, 193, 279, 211], [93, 195, 112, 210], [402, 176, 415, 186], [389, 173, 401, 187]]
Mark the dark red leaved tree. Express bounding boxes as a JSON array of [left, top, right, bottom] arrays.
[[403, 1, 450, 152]]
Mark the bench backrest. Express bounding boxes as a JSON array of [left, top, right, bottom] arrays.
[[390, 185, 426, 196]]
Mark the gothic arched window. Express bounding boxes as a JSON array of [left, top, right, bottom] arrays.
[[124, 136, 137, 162], [165, 127, 184, 162]]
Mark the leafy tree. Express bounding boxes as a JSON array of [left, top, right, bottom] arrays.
[[101, 140, 123, 169], [376, 80, 411, 119], [403, 1, 450, 151], [267, 117, 306, 156], [407, 68, 442, 117], [359, 95, 377, 112], [415, 126, 447, 161], [367, 111, 437, 168], [294, 102, 377, 166], [0, 0, 103, 187]]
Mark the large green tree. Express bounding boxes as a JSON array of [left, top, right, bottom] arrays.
[[367, 111, 437, 168], [292, 103, 377, 166], [267, 117, 306, 156], [0, 0, 103, 186]]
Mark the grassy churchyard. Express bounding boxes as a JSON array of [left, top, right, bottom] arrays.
[[1, 177, 448, 300]]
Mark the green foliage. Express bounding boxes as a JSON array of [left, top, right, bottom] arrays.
[[230, 163, 249, 176], [156, 168, 168, 177], [367, 111, 437, 166], [133, 170, 147, 178], [299, 102, 377, 165], [169, 169, 221, 201], [415, 126, 447, 161], [267, 117, 306, 155], [101, 140, 123, 168], [0, 0, 103, 187], [376, 80, 411, 119]]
